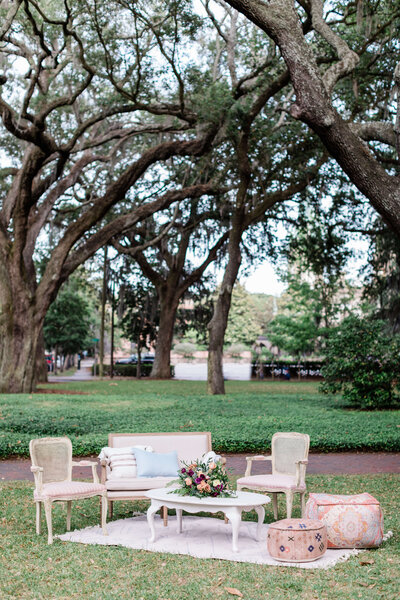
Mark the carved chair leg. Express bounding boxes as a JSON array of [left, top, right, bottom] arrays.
[[271, 493, 278, 520], [101, 493, 108, 535], [300, 491, 306, 517], [66, 501, 72, 531], [44, 499, 53, 544], [285, 491, 293, 519], [36, 502, 42, 535], [163, 505, 168, 526]]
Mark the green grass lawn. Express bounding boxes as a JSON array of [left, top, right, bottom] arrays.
[[0, 380, 399, 457], [0, 474, 398, 599]]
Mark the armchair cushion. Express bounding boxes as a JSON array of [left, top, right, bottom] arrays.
[[34, 481, 106, 499], [237, 474, 306, 491], [132, 448, 179, 478]]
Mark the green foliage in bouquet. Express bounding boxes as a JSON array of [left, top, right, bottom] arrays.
[[169, 458, 235, 498]]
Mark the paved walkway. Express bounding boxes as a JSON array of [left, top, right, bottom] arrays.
[[48, 358, 94, 383], [1, 452, 399, 481]]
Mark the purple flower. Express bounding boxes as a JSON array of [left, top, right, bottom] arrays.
[[195, 477, 202, 484], [181, 468, 186, 474], [188, 469, 194, 477], [200, 473, 206, 480]]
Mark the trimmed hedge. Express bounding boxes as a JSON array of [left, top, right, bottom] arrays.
[[92, 364, 152, 377], [92, 364, 174, 377], [0, 381, 399, 457]]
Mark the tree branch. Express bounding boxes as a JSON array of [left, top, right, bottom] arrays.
[[309, 0, 359, 95]]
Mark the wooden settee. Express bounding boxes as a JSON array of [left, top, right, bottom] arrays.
[[100, 431, 213, 520]]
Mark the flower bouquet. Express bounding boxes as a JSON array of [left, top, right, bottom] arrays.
[[169, 457, 235, 498]]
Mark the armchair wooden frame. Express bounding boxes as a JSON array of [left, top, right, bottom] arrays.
[[30, 437, 108, 544], [237, 432, 310, 519]]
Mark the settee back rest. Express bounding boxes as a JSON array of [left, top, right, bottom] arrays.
[[271, 432, 310, 476], [108, 432, 212, 464], [29, 437, 72, 483]]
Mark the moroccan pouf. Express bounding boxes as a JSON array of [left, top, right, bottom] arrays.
[[305, 493, 384, 548], [267, 518, 327, 562]]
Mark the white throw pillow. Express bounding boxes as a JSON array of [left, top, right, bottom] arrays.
[[98, 445, 153, 479], [201, 450, 222, 464]]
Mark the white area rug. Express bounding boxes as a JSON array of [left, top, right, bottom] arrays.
[[57, 515, 390, 569]]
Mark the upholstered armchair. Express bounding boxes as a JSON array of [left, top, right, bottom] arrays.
[[30, 437, 108, 544], [236, 432, 310, 519]]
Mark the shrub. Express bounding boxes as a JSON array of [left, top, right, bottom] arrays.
[[173, 342, 197, 360], [225, 343, 249, 360], [321, 315, 400, 409], [92, 364, 156, 377]]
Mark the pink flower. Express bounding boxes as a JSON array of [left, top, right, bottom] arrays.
[[185, 477, 193, 486]]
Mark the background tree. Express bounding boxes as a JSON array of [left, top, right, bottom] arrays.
[[224, 283, 262, 346], [267, 284, 321, 360], [266, 184, 358, 359], [43, 287, 93, 371], [113, 191, 229, 379], [363, 221, 400, 332], [119, 280, 159, 378]]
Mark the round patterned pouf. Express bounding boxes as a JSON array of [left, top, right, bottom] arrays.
[[267, 518, 327, 562]]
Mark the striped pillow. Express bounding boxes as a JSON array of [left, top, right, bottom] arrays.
[[98, 445, 153, 479]]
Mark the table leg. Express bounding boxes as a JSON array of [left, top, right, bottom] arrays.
[[176, 509, 183, 533], [147, 501, 161, 542], [254, 505, 265, 541], [225, 507, 242, 553]]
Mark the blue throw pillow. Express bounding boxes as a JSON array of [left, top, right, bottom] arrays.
[[132, 447, 179, 478]]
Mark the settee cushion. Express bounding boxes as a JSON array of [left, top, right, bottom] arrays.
[[106, 476, 176, 491], [132, 448, 179, 477]]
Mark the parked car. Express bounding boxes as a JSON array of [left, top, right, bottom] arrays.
[[115, 353, 155, 366], [141, 353, 155, 363], [115, 354, 137, 365]]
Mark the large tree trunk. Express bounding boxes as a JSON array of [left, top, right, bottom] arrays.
[[151, 294, 179, 379], [0, 246, 48, 393], [207, 229, 243, 395], [36, 330, 48, 384], [0, 295, 42, 393]]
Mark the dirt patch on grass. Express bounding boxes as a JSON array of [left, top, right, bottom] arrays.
[[35, 388, 89, 395]]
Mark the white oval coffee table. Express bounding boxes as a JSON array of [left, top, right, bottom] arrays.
[[145, 488, 270, 552]]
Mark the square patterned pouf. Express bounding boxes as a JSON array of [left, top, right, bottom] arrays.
[[305, 493, 384, 548], [267, 518, 327, 562]]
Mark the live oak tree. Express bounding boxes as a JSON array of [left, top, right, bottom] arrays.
[[225, 0, 400, 233], [202, 2, 328, 393], [113, 195, 230, 379], [0, 0, 223, 392], [108, 1, 316, 385]]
